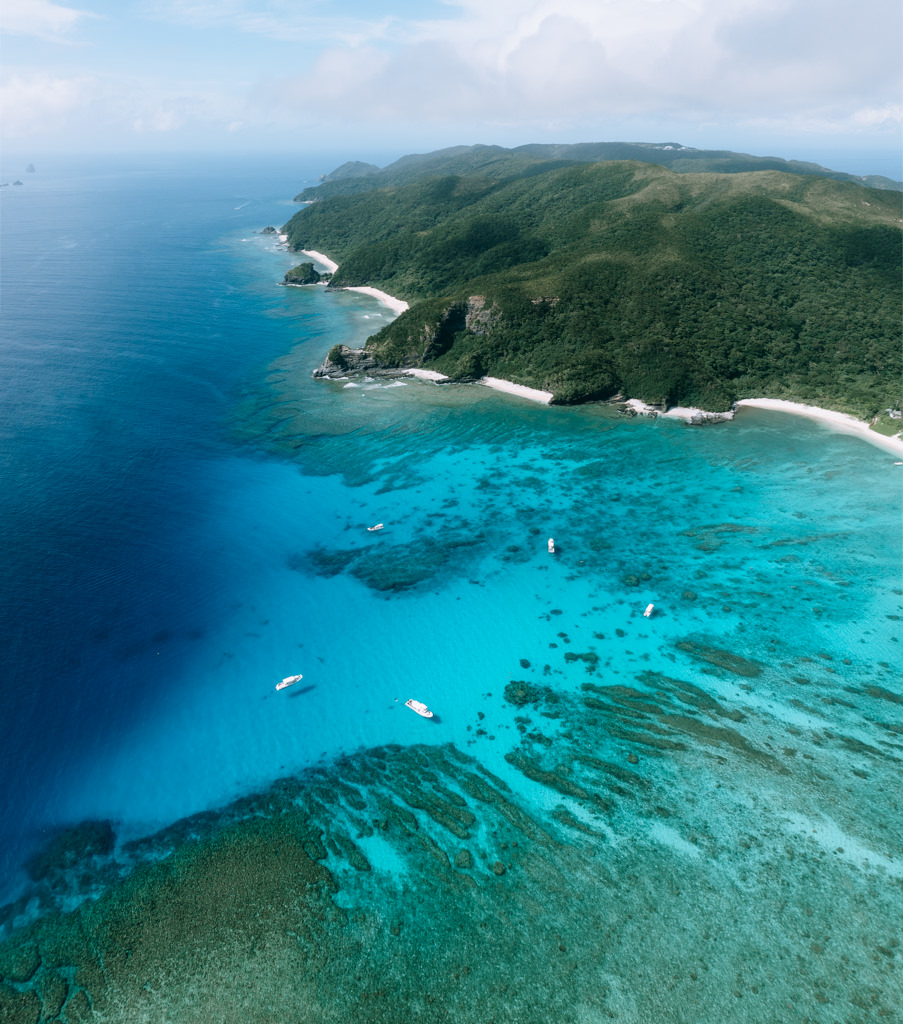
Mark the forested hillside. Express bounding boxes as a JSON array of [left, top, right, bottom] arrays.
[[283, 156, 902, 416], [296, 141, 902, 202]]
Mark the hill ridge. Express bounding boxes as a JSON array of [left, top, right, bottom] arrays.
[[283, 154, 902, 422]]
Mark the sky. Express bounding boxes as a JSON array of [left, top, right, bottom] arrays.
[[2, 0, 901, 176]]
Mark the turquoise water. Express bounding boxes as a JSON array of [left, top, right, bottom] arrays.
[[1, 156, 901, 1019]]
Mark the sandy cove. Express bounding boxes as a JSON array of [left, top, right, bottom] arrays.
[[479, 377, 553, 404], [299, 250, 409, 315], [735, 398, 903, 457], [627, 397, 903, 456], [342, 287, 409, 316], [403, 370, 553, 404], [300, 249, 339, 274]]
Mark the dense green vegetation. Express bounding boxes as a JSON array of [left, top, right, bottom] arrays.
[[283, 262, 324, 285], [284, 155, 902, 416], [296, 142, 902, 202]]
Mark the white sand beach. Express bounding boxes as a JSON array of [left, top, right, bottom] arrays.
[[298, 250, 408, 314], [480, 377, 554, 404], [342, 286, 409, 315], [405, 368, 450, 381], [734, 398, 903, 456], [625, 396, 903, 455], [300, 249, 339, 274], [403, 371, 552, 403]]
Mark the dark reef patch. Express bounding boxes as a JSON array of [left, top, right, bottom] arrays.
[[1, 650, 900, 1022], [296, 531, 485, 594], [675, 639, 764, 677]]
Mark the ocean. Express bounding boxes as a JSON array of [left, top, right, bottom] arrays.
[[0, 155, 901, 1021]]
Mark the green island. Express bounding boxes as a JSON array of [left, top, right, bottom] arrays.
[[283, 143, 902, 424]]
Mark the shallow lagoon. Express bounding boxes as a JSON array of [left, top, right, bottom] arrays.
[[0, 158, 900, 1022]]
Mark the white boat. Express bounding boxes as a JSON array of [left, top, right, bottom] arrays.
[[548, 538, 555, 553], [367, 523, 384, 532], [643, 603, 654, 618], [276, 674, 303, 690], [404, 698, 434, 718]]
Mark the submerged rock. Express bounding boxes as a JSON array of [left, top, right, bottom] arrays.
[[25, 820, 115, 884], [454, 848, 474, 870]]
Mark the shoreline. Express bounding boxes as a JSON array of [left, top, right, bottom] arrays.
[[734, 398, 903, 456], [403, 370, 553, 404], [480, 376, 554, 404], [294, 249, 900, 452], [626, 397, 903, 455], [300, 249, 339, 273], [341, 286, 409, 316], [299, 249, 409, 315]]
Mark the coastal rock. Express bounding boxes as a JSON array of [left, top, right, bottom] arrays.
[[261, 226, 277, 234], [283, 262, 322, 286], [312, 345, 380, 379], [621, 399, 734, 423]]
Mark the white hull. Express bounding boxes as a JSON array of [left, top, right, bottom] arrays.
[[277, 674, 303, 690]]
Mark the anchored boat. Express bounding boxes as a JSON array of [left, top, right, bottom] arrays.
[[404, 698, 434, 718], [276, 674, 303, 690]]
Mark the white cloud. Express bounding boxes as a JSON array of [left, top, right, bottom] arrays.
[[2, 0, 900, 153], [0, 73, 99, 136], [257, 0, 901, 140], [0, 68, 252, 143], [1, 0, 96, 40], [141, 0, 408, 46]]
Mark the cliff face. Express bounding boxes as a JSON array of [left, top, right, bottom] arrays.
[[365, 297, 498, 370], [463, 296, 502, 335], [312, 298, 503, 385]]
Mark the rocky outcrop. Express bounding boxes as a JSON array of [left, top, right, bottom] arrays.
[[463, 296, 501, 335], [312, 345, 381, 379], [283, 262, 323, 286], [360, 296, 502, 381]]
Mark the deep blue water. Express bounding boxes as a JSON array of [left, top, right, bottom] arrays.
[[0, 155, 358, 893], [1, 155, 901, 914]]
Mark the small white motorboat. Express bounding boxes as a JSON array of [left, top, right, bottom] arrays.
[[367, 523, 384, 532], [548, 537, 555, 553], [276, 674, 303, 691], [643, 603, 654, 618], [404, 698, 434, 718]]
